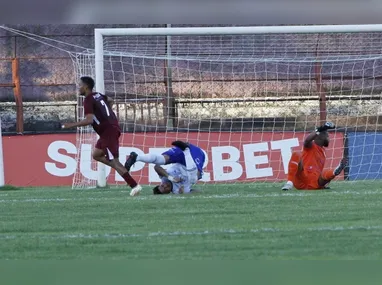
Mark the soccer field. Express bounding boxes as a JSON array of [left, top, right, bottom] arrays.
[[1, 182, 381, 260]]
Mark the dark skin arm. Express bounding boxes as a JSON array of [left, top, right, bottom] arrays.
[[62, 113, 93, 129], [306, 122, 335, 148], [304, 130, 318, 148]]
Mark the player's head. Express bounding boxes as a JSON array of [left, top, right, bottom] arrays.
[[152, 181, 173, 195], [314, 131, 330, 147], [79, 76, 95, 96]]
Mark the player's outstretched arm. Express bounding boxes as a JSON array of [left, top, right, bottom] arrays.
[[61, 113, 93, 129], [304, 131, 318, 148], [304, 122, 335, 148]]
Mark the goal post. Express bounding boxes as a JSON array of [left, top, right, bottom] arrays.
[[94, 29, 107, 188], [0, 117, 4, 187], [72, 24, 382, 189]]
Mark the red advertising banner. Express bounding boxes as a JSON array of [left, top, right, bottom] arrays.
[[3, 132, 344, 187]]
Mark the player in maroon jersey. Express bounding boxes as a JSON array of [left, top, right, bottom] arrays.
[[62, 76, 142, 195]]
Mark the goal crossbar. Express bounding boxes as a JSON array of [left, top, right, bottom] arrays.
[[95, 25, 382, 37]]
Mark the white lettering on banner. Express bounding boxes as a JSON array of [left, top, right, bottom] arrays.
[[270, 138, 300, 174], [79, 144, 110, 180], [243, 143, 273, 178], [211, 146, 243, 181], [114, 147, 145, 181], [44, 138, 303, 181], [45, 141, 77, 177]]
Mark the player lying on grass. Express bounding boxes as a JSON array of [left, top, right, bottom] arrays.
[[151, 163, 200, 195], [125, 140, 205, 196], [61, 76, 141, 195], [281, 122, 347, 191]]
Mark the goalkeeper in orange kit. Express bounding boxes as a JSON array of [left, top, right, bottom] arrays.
[[282, 122, 348, 191]]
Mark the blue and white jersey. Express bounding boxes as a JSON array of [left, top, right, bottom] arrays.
[[162, 143, 206, 180], [161, 163, 197, 194], [187, 143, 206, 179]]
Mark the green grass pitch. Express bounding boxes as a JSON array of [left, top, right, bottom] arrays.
[[1, 182, 381, 260]]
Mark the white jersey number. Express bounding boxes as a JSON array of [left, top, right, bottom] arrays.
[[100, 100, 110, 116]]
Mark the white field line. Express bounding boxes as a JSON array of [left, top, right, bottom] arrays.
[[0, 225, 381, 241], [0, 190, 380, 204]]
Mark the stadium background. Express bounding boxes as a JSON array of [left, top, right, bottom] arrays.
[[0, 24, 381, 186]]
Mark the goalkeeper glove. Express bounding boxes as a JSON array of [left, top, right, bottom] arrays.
[[316, 122, 335, 134]]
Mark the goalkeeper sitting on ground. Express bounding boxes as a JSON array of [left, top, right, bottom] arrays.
[[281, 122, 347, 191]]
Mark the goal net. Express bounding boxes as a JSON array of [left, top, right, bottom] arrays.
[[71, 26, 382, 189]]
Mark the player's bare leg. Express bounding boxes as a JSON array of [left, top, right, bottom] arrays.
[[92, 148, 142, 195], [318, 158, 348, 188], [92, 149, 129, 178], [92, 148, 114, 167], [282, 152, 303, 191], [110, 159, 142, 196]]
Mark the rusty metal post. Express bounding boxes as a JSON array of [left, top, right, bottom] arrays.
[[12, 58, 23, 133]]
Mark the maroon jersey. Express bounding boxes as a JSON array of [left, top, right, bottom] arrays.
[[83, 92, 120, 136]]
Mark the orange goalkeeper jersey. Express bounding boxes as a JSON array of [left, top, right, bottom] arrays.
[[301, 142, 326, 174]]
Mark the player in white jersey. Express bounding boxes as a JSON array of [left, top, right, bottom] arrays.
[[125, 140, 205, 196], [152, 163, 199, 195]]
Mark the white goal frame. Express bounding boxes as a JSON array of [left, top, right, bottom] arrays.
[[93, 24, 382, 187], [0, 118, 4, 187]]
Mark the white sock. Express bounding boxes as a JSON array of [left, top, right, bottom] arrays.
[[286, 181, 293, 186], [137, 153, 166, 165]]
